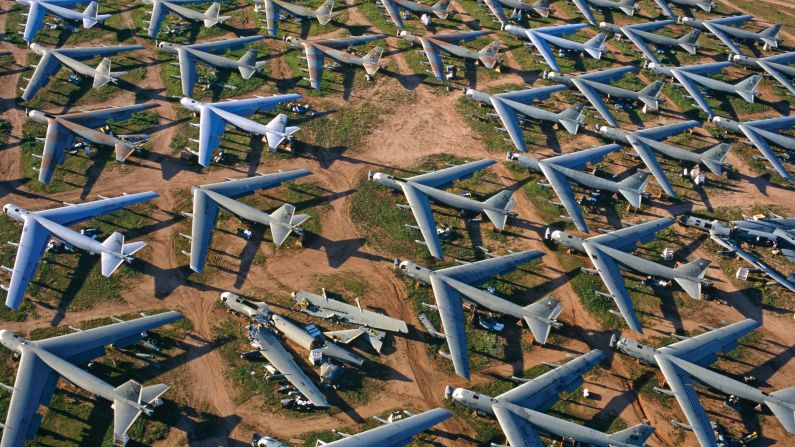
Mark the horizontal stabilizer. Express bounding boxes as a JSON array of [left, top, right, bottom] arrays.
[[735, 75, 762, 102], [673, 259, 710, 299], [523, 297, 563, 344], [767, 386, 795, 433], [617, 171, 649, 208]]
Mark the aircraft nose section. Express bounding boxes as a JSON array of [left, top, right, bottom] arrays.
[[444, 385, 453, 399], [711, 116, 722, 123]]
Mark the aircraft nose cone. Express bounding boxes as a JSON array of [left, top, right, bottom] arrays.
[[398, 30, 408, 37], [711, 116, 721, 123], [444, 385, 453, 399]]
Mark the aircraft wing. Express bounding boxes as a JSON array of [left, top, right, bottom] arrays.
[[4, 219, 51, 310], [323, 408, 453, 446], [492, 404, 544, 447], [653, 1, 674, 18], [201, 169, 312, 198], [483, 0, 509, 28], [439, 250, 544, 285], [58, 45, 145, 58], [588, 217, 673, 252], [710, 15, 753, 26], [659, 319, 760, 366], [22, 2, 47, 42], [625, 134, 677, 197], [419, 38, 446, 81], [407, 159, 495, 189], [430, 30, 491, 43], [571, 78, 617, 127], [147, 0, 167, 37], [538, 163, 588, 232], [314, 34, 387, 48], [704, 22, 744, 55], [304, 44, 326, 89], [634, 120, 699, 140], [400, 182, 443, 259], [36, 120, 72, 184], [36, 191, 159, 226], [498, 85, 568, 103], [570, 0, 596, 25], [60, 103, 159, 128], [526, 31, 561, 72], [179, 51, 198, 97], [380, 0, 405, 29], [738, 124, 792, 181], [430, 275, 470, 379], [491, 96, 529, 152], [211, 94, 302, 115], [0, 351, 59, 447], [746, 116, 795, 132], [711, 235, 795, 293], [679, 61, 732, 75], [21, 52, 63, 101], [671, 69, 714, 117], [757, 60, 795, 95], [196, 106, 226, 166], [582, 242, 643, 332], [546, 144, 620, 170], [579, 66, 637, 83], [623, 29, 661, 63]]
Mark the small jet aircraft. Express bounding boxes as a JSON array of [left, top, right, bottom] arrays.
[[184, 170, 312, 273], [0, 311, 184, 447], [503, 23, 606, 72], [654, 0, 714, 17], [681, 15, 783, 54], [158, 36, 266, 97], [21, 43, 144, 101], [260, 0, 337, 36], [368, 159, 516, 260], [732, 51, 795, 96], [398, 250, 562, 379], [480, 0, 552, 29], [711, 115, 794, 182], [400, 30, 502, 81], [285, 34, 386, 89], [17, 0, 110, 42], [380, 0, 451, 30], [600, 20, 701, 65], [572, 0, 637, 25], [180, 93, 301, 166], [544, 66, 663, 126], [509, 144, 649, 233], [142, 0, 229, 38]]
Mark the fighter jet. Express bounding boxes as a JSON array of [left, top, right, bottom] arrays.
[[184, 170, 312, 274], [464, 86, 585, 153], [142, 0, 229, 38], [480, 0, 552, 29], [544, 66, 664, 126], [503, 23, 606, 72], [509, 144, 649, 233], [548, 218, 711, 332], [447, 349, 656, 447], [0, 311, 183, 447], [732, 51, 795, 96], [260, 0, 338, 36], [368, 159, 517, 260], [654, 0, 714, 17], [179, 93, 301, 166], [25, 103, 159, 185], [21, 43, 144, 101], [711, 115, 794, 182], [251, 407, 453, 446], [157, 36, 267, 97], [400, 30, 502, 81], [380, 0, 452, 30], [598, 121, 732, 197], [571, 0, 637, 25], [285, 34, 386, 89], [680, 15, 783, 55], [17, 0, 110, 43], [1, 192, 158, 310], [398, 251, 563, 380], [599, 20, 701, 65], [647, 61, 762, 119]]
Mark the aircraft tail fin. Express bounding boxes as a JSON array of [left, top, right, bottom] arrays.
[[362, 46, 384, 75], [678, 29, 701, 54], [522, 297, 562, 344], [735, 74, 763, 102], [477, 41, 502, 69], [760, 23, 783, 47], [112, 380, 144, 446], [316, 0, 334, 25], [432, 0, 451, 19], [483, 190, 516, 230], [700, 143, 730, 176], [92, 58, 113, 88], [101, 232, 145, 277], [264, 114, 299, 150], [114, 142, 138, 162], [82, 1, 103, 28], [269, 203, 308, 246], [237, 49, 260, 79], [607, 423, 655, 446], [557, 103, 585, 135], [584, 33, 607, 59], [617, 171, 649, 208], [203, 3, 229, 27], [766, 387, 795, 433], [673, 258, 711, 299], [638, 80, 664, 110]]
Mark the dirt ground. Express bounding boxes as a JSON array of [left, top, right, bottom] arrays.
[[0, 0, 793, 445]]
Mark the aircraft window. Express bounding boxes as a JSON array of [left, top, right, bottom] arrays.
[[636, 343, 642, 349], [705, 223, 712, 229], [473, 395, 479, 399], [567, 235, 572, 238], [415, 266, 421, 270]]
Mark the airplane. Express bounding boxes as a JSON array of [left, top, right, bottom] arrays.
[[711, 115, 794, 182], [571, 0, 637, 26], [17, 0, 110, 43], [184, 170, 313, 274], [547, 217, 711, 332], [397, 250, 563, 379], [503, 23, 607, 72], [21, 43, 144, 101], [447, 349, 657, 447], [704, 214, 795, 261], [599, 20, 701, 65], [251, 407, 453, 446], [732, 51, 795, 96], [399, 30, 502, 81], [1, 192, 159, 310], [157, 36, 267, 97], [179, 93, 302, 166], [142, 0, 229, 38], [598, 121, 732, 197], [680, 15, 783, 55], [285, 34, 386, 89], [25, 104, 159, 185], [464, 86, 585, 153], [508, 144, 650, 233], [260, 0, 337, 36], [543, 66, 664, 126], [368, 159, 517, 260], [0, 311, 184, 447], [611, 318, 760, 447], [647, 61, 762, 119], [654, 0, 714, 17], [380, 0, 452, 30], [480, 0, 552, 29]]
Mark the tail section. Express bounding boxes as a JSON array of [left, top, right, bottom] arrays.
[[617, 0, 636, 15], [478, 41, 502, 69], [760, 23, 783, 48], [81, 1, 104, 28], [678, 29, 701, 54], [638, 80, 664, 111], [315, 0, 334, 25], [269, 203, 309, 246], [557, 103, 585, 135], [92, 58, 113, 88], [766, 386, 795, 433], [584, 33, 607, 59], [617, 171, 649, 208], [112, 381, 169, 446], [100, 232, 146, 277], [522, 297, 562, 344], [700, 143, 730, 176], [432, 0, 451, 19], [695, 0, 713, 11], [362, 46, 384, 75], [533, 0, 551, 17], [114, 142, 138, 162], [237, 49, 262, 79], [735, 75, 763, 103], [264, 114, 299, 151], [483, 190, 516, 230], [607, 423, 655, 446], [203, 3, 229, 27], [673, 258, 711, 299]]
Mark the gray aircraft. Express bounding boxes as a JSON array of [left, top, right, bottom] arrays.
[[184, 170, 312, 274], [654, 0, 713, 17], [400, 30, 502, 81], [572, 0, 637, 25], [397, 250, 563, 379], [503, 23, 606, 72], [509, 144, 649, 233], [157, 36, 266, 97], [285, 34, 386, 89], [696, 214, 795, 261], [599, 20, 701, 65], [260, 0, 337, 36], [481, 0, 551, 29], [18, 0, 110, 42], [380, 0, 451, 30], [711, 115, 794, 182], [1, 192, 158, 310], [0, 311, 184, 447], [548, 218, 711, 332], [464, 86, 585, 153], [544, 66, 664, 126], [21, 43, 143, 101], [143, 0, 229, 38], [368, 159, 516, 260], [251, 407, 453, 446], [732, 51, 795, 96], [648, 61, 762, 119], [681, 15, 783, 55], [26, 104, 159, 184], [598, 120, 732, 197], [180, 93, 302, 166], [447, 349, 656, 447]]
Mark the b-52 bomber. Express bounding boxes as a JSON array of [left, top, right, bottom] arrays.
[[599, 19, 701, 65], [544, 66, 664, 126], [504, 23, 606, 72], [400, 30, 502, 81], [681, 15, 783, 54], [17, 0, 110, 43], [0, 311, 184, 447], [143, 0, 229, 38], [285, 34, 386, 89], [380, 0, 452, 30], [1, 192, 159, 310], [732, 51, 795, 97], [184, 170, 313, 274], [548, 217, 711, 332], [654, 0, 713, 17], [571, 0, 637, 26], [398, 250, 563, 379], [711, 115, 794, 182], [369, 159, 516, 260], [26, 103, 160, 184], [480, 0, 552, 29], [260, 0, 337, 36], [21, 43, 143, 101], [158, 36, 267, 97], [509, 144, 650, 233]]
